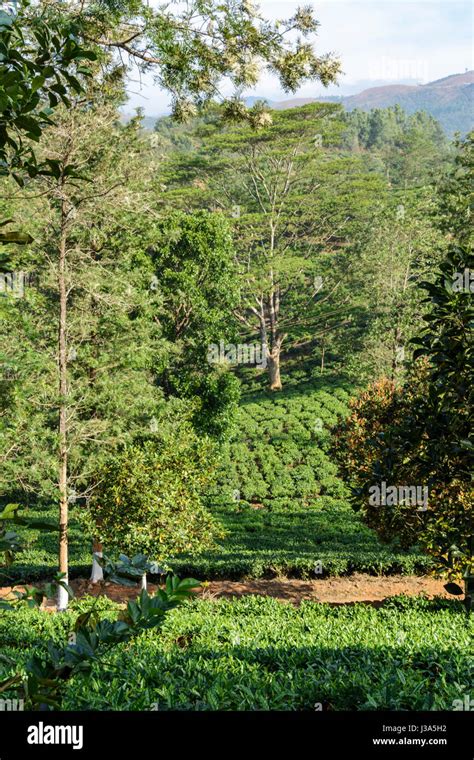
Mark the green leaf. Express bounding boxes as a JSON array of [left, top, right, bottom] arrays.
[[0, 11, 13, 28]]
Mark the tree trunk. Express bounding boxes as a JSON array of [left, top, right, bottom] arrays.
[[141, 572, 147, 591], [391, 323, 403, 381], [57, 203, 69, 611], [90, 540, 104, 583], [268, 348, 282, 391]]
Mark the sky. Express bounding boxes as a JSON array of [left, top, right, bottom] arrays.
[[124, 0, 474, 115]]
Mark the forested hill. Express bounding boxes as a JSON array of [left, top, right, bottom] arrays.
[[257, 72, 474, 137]]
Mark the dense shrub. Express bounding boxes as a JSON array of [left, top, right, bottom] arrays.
[[333, 358, 473, 575], [84, 430, 224, 564], [1, 596, 471, 711]]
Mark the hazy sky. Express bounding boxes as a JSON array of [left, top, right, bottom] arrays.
[[125, 0, 474, 115]]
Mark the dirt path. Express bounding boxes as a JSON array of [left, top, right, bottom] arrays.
[[201, 574, 451, 605], [0, 573, 451, 608]]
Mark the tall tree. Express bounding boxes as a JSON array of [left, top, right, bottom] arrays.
[[159, 103, 386, 388], [344, 190, 446, 382], [149, 210, 240, 438], [334, 132, 473, 577], [0, 100, 164, 607]]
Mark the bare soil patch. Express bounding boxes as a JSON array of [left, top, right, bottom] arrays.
[[200, 574, 451, 605], [0, 573, 451, 609]]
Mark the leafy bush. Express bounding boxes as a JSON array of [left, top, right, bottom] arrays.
[[1, 596, 471, 711], [84, 431, 224, 564]]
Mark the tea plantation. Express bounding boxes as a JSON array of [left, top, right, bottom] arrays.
[[8, 375, 431, 581], [2, 373, 469, 713], [1, 595, 471, 710]]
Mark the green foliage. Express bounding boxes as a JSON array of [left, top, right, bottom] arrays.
[[341, 191, 446, 382], [0, 576, 200, 709], [0, 572, 72, 612], [85, 433, 223, 563], [334, 306, 474, 574], [61, 0, 340, 121], [0, 0, 96, 182], [156, 101, 448, 387], [334, 359, 471, 576], [99, 553, 154, 587], [333, 132, 473, 577], [171, 500, 431, 579], [1, 595, 471, 710], [435, 131, 473, 243], [333, 373, 431, 545], [344, 106, 449, 187], [120, 577, 201, 629], [0, 100, 167, 506], [5, 373, 431, 581], [149, 210, 240, 438], [216, 378, 354, 507]]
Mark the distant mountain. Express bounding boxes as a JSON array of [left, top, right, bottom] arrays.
[[265, 72, 474, 136]]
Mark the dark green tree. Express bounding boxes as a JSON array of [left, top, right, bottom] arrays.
[[149, 210, 240, 438]]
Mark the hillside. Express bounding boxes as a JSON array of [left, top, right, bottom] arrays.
[[269, 71, 473, 136], [124, 71, 472, 137], [170, 375, 432, 579]]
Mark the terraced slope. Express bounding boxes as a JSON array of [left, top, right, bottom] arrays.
[[171, 376, 432, 578]]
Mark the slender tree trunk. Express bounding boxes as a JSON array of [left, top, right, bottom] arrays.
[[57, 202, 69, 611], [90, 539, 104, 583], [259, 319, 269, 373], [391, 324, 403, 381]]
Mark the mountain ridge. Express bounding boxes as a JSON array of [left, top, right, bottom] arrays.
[[266, 72, 474, 135]]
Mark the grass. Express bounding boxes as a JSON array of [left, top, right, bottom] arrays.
[[1, 595, 471, 710]]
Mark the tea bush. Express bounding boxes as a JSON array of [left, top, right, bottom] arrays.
[[1, 596, 471, 710], [213, 377, 355, 506], [171, 500, 432, 579]]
